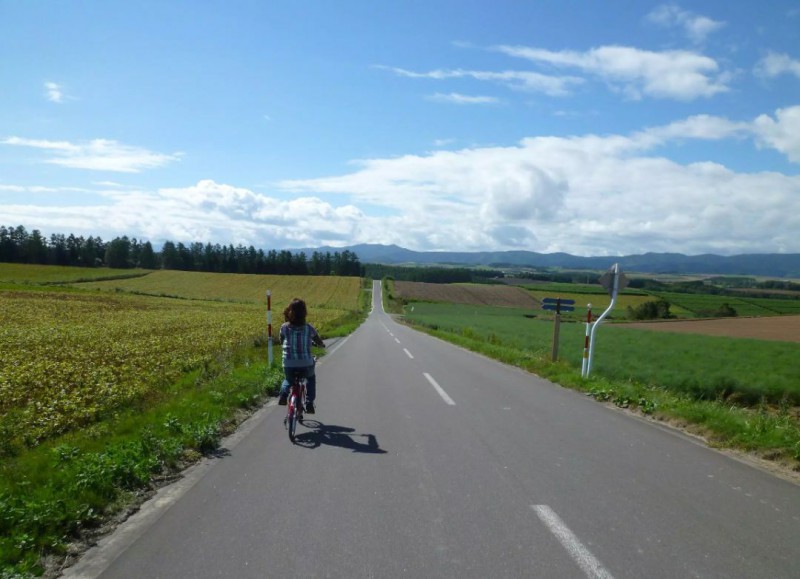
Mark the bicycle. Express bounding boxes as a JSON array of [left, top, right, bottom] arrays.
[[283, 369, 307, 443]]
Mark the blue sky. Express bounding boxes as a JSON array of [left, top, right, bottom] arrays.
[[1, 1, 799, 256]]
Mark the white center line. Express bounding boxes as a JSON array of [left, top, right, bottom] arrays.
[[531, 505, 614, 579], [395, 338, 401, 344], [403, 348, 414, 359], [424, 373, 456, 405]]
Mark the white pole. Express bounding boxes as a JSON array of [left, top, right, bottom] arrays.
[[586, 264, 620, 377]]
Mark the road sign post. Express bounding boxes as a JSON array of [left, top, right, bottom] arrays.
[[542, 298, 575, 362], [583, 264, 628, 378]]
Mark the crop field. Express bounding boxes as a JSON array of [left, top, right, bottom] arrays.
[[0, 268, 362, 448], [0, 263, 149, 284], [651, 292, 782, 317], [394, 281, 540, 308], [736, 297, 800, 315], [395, 281, 668, 318], [622, 315, 800, 343], [0, 291, 266, 446], [78, 270, 362, 310]]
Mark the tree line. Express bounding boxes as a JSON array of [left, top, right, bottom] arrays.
[[0, 225, 363, 276], [364, 263, 504, 284]]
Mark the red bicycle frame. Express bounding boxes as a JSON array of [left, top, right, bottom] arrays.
[[285, 372, 306, 442]]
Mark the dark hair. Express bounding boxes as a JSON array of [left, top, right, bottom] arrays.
[[284, 298, 307, 325]]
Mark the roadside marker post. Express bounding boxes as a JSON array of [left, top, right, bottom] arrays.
[[542, 298, 575, 361], [266, 290, 273, 367], [581, 304, 592, 376]]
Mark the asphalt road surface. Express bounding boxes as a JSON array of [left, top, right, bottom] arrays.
[[65, 281, 799, 578]]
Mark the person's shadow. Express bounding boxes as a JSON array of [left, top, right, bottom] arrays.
[[294, 420, 387, 454]]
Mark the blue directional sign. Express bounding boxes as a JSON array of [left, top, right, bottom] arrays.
[[542, 297, 575, 313]]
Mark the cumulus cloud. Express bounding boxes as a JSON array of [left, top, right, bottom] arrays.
[[277, 109, 800, 254], [494, 45, 729, 100], [647, 4, 726, 43], [752, 106, 800, 163], [1, 137, 182, 173], [4, 108, 799, 256], [636, 114, 750, 144], [0, 179, 369, 249], [755, 52, 800, 79]]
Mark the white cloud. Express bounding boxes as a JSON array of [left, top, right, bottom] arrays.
[[637, 114, 750, 144], [647, 4, 726, 43], [752, 106, 800, 163], [495, 45, 729, 100], [276, 109, 800, 254], [427, 92, 500, 105], [4, 109, 799, 256], [44, 82, 64, 103], [0, 180, 369, 249], [755, 52, 800, 79], [1, 137, 182, 173], [378, 66, 583, 97]]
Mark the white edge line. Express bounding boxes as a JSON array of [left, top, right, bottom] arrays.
[[323, 335, 349, 358], [424, 372, 456, 406], [531, 505, 614, 579]]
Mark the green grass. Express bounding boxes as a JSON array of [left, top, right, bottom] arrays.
[[0, 263, 151, 284]]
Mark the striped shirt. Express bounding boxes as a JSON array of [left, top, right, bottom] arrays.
[[280, 322, 320, 368]]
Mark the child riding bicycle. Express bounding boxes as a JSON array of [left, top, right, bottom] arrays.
[[278, 298, 325, 413]]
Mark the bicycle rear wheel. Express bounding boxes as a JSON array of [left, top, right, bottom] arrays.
[[287, 395, 297, 442]]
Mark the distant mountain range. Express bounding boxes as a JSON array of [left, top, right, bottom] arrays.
[[301, 244, 800, 278]]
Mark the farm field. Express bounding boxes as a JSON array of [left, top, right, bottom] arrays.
[[398, 279, 793, 320], [393, 281, 540, 308], [651, 292, 787, 317], [0, 267, 362, 449], [0, 263, 149, 284], [78, 269, 362, 311], [0, 290, 265, 446], [622, 315, 800, 343], [394, 280, 688, 318]]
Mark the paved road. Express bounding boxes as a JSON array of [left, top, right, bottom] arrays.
[[66, 281, 799, 578]]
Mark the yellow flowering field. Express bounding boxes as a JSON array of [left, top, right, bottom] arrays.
[[78, 270, 362, 310], [0, 276, 357, 446]]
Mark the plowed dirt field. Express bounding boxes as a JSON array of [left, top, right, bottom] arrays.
[[394, 281, 540, 308], [622, 315, 800, 343]]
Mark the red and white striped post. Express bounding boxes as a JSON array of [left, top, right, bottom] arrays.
[[581, 303, 592, 377], [266, 290, 273, 367]]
